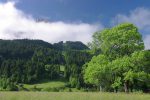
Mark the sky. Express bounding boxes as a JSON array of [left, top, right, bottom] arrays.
[[0, 0, 150, 49]]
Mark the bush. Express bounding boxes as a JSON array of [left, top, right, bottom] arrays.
[[6, 83, 18, 91], [64, 83, 71, 88], [42, 87, 66, 92], [69, 77, 78, 87], [29, 85, 41, 91], [42, 87, 59, 92]]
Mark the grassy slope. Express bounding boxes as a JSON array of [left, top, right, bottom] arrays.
[[0, 92, 150, 100], [24, 80, 66, 89], [22, 79, 81, 92]]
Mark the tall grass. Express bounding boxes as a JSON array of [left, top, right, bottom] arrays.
[[0, 92, 150, 100]]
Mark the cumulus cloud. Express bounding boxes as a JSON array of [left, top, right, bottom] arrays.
[[0, 1, 103, 44], [113, 7, 150, 50]]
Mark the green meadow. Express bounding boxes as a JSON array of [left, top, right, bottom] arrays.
[[17, 79, 81, 92], [23, 80, 66, 91], [0, 92, 150, 100]]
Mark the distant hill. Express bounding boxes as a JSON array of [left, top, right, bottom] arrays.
[[0, 39, 54, 59], [0, 39, 54, 49], [53, 41, 89, 51], [0, 39, 89, 59], [0, 39, 89, 51]]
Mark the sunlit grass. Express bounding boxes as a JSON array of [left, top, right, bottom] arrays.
[[24, 80, 66, 89], [0, 92, 149, 100]]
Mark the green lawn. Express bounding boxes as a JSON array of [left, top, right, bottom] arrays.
[[21, 79, 81, 92], [24, 80, 66, 89], [0, 92, 150, 100], [21, 79, 69, 92]]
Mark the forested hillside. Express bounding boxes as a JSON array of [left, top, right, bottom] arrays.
[[0, 39, 92, 91]]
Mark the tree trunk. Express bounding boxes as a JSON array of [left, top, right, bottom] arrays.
[[124, 81, 129, 93], [99, 85, 102, 92], [130, 84, 133, 92], [114, 87, 118, 93]]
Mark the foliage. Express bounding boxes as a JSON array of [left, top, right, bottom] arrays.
[[90, 23, 144, 59], [84, 23, 149, 93], [0, 39, 90, 91]]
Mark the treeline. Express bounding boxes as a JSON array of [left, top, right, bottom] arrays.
[[0, 39, 91, 90]]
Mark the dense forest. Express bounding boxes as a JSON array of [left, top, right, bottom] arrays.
[[0, 23, 150, 93], [0, 39, 92, 91]]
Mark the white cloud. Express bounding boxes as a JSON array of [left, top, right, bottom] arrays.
[[113, 7, 150, 50], [144, 35, 150, 50], [0, 1, 103, 44]]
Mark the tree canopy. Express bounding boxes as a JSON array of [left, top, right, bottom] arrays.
[[90, 23, 144, 59], [84, 23, 149, 93]]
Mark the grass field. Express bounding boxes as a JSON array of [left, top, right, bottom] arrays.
[[19, 79, 81, 92], [0, 92, 150, 100], [24, 80, 66, 89], [2, 79, 149, 100]]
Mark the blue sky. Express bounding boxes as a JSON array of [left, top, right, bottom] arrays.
[[14, 0, 150, 25], [0, 0, 150, 49]]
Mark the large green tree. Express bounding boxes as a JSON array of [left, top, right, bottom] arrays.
[[84, 23, 148, 92], [90, 23, 144, 59], [84, 55, 111, 91]]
